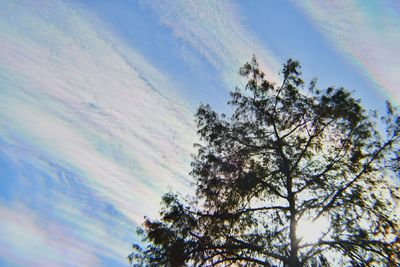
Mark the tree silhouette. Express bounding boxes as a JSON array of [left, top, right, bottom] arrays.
[[129, 57, 400, 266]]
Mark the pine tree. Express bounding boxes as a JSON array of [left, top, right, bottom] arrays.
[[129, 57, 400, 266]]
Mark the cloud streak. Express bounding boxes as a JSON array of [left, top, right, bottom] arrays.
[[293, 0, 400, 103], [0, 0, 196, 265], [144, 0, 281, 86]]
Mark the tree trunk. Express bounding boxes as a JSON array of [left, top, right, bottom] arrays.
[[288, 197, 300, 267], [288, 254, 300, 267], [286, 159, 299, 267]]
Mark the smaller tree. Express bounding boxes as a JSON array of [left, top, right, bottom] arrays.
[[129, 57, 400, 266]]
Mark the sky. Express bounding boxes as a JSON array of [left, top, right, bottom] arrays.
[[0, 1, 399, 266]]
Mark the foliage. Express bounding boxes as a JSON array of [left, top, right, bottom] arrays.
[[129, 57, 400, 266]]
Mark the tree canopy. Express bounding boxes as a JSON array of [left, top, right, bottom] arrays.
[[129, 57, 400, 266]]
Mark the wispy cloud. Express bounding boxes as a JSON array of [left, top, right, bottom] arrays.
[[293, 1, 400, 103], [0, 202, 106, 267], [0, 0, 196, 265], [144, 0, 281, 86]]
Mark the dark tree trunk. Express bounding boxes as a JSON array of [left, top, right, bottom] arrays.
[[288, 196, 300, 267], [288, 254, 301, 267]]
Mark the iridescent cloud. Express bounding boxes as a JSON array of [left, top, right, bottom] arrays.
[[144, 0, 281, 86], [3, 1, 397, 266], [2, 0, 281, 265], [293, 0, 400, 103], [0, 0, 195, 265]]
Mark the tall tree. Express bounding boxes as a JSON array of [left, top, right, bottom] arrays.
[[129, 57, 400, 266]]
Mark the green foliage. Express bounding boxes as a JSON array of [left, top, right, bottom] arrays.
[[129, 57, 400, 266]]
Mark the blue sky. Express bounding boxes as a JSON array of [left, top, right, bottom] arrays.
[[1, 1, 399, 266]]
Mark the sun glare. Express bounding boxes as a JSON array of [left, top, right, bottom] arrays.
[[297, 216, 330, 244]]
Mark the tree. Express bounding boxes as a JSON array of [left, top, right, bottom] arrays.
[[129, 57, 400, 266]]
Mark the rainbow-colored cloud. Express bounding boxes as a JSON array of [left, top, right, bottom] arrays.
[[294, 0, 400, 103]]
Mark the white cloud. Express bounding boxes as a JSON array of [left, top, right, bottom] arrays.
[[293, 0, 400, 103], [144, 0, 281, 87], [0, 0, 197, 265], [0, 203, 102, 267]]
